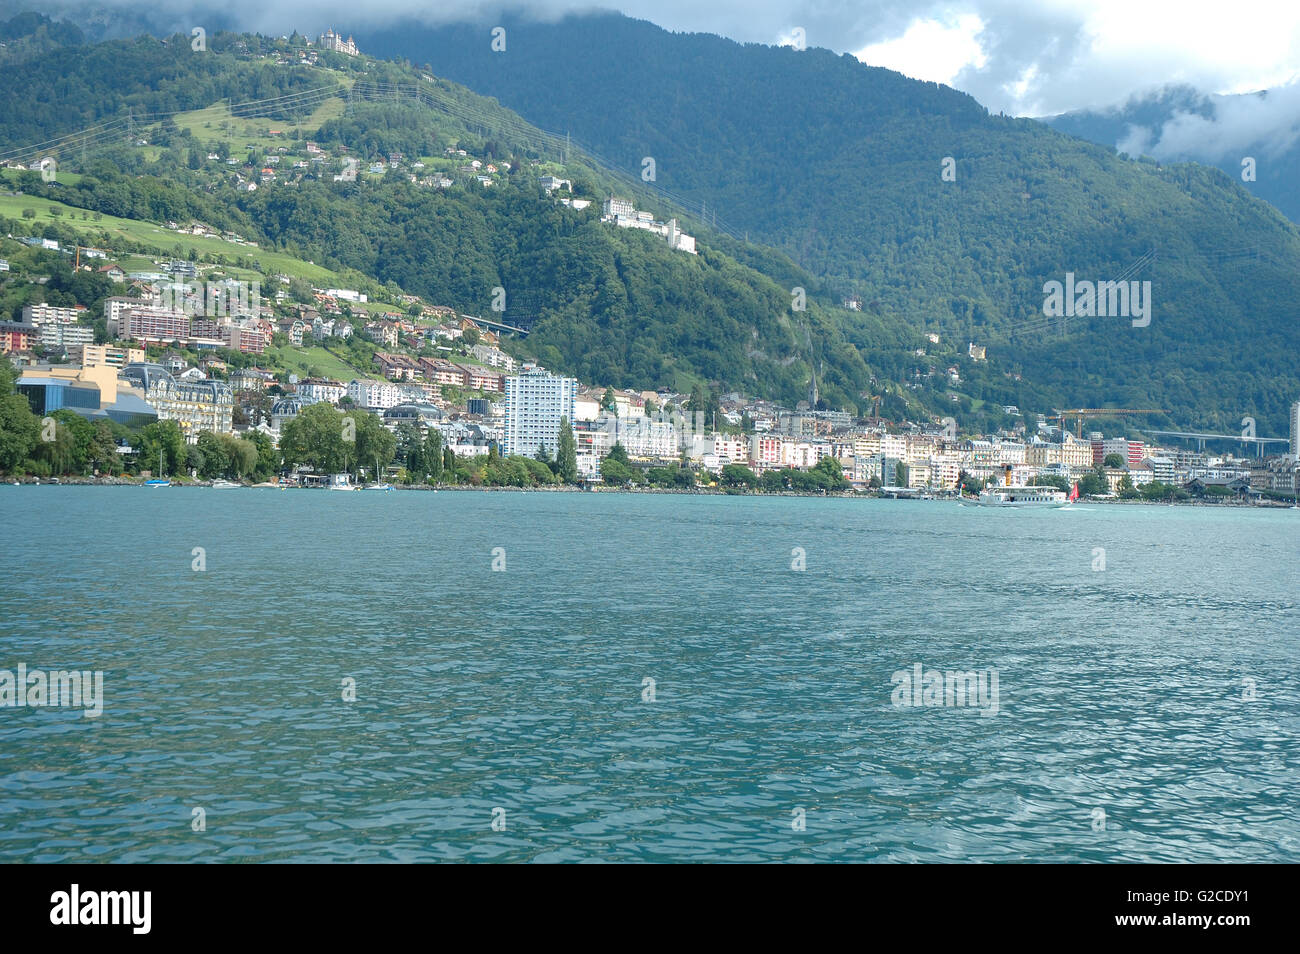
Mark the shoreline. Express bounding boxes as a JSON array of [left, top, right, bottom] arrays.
[[4, 475, 1294, 507]]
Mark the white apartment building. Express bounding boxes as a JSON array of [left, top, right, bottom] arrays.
[[1142, 456, 1176, 483], [502, 366, 577, 458], [1291, 400, 1300, 461], [104, 295, 157, 330], [23, 303, 81, 325], [37, 323, 94, 349], [297, 379, 347, 405], [469, 344, 517, 372], [604, 416, 679, 458], [927, 455, 963, 490], [347, 378, 402, 410]]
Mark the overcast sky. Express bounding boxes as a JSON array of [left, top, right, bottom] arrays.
[[72, 0, 1296, 118]]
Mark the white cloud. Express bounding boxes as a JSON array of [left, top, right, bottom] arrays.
[[854, 13, 987, 86]]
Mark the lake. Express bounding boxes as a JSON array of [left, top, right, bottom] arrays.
[[1, 487, 1296, 861]]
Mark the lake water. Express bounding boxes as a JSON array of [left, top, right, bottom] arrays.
[[1, 487, 1296, 862]]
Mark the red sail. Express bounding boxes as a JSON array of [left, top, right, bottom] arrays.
[[1069, 482, 1080, 502]]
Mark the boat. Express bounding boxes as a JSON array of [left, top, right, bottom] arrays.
[[327, 474, 354, 491], [975, 485, 1069, 507], [366, 483, 393, 492], [145, 479, 171, 488], [211, 479, 241, 489]]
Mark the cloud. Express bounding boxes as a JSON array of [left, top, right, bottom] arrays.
[[855, 13, 987, 87], [24, 0, 1300, 121], [1117, 81, 1300, 161]]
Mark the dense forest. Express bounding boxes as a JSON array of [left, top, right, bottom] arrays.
[[1047, 85, 1300, 226]]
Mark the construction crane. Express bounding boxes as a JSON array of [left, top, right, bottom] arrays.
[[1056, 408, 1168, 438]]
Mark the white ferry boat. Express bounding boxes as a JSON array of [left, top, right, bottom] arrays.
[[976, 485, 1069, 507]]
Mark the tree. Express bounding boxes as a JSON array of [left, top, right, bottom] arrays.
[[720, 463, 757, 488], [352, 411, 397, 481], [396, 422, 424, 479], [138, 420, 185, 477], [812, 456, 848, 489], [196, 431, 228, 479], [1103, 453, 1125, 468], [279, 402, 351, 474], [601, 386, 617, 411], [600, 457, 634, 486], [425, 428, 444, 483], [556, 416, 578, 483], [606, 442, 629, 465], [87, 420, 121, 475], [1078, 472, 1107, 496], [245, 428, 278, 482]]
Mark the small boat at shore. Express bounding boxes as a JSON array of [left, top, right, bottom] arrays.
[[366, 483, 393, 492], [145, 479, 171, 488], [211, 479, 241, 489]]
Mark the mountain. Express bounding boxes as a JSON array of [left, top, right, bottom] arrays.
[[1045, 84, 1300, 226], [354, 12, 1300, 436], [0, 14, 921, 414], [4, 8, 1300, 435]]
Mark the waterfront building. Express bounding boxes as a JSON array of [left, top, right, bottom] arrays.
[[119, 363, 233, 441], [502, 365, 577, 458], [1291, 400, 1300, 461], [16, 364, 158, 428]]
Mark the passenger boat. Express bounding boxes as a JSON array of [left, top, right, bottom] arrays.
[[975, 485, 1069, 507]]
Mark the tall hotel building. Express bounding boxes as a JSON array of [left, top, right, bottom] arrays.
[[502, 365, 577, 458], [1290, 399, 1300, 461]]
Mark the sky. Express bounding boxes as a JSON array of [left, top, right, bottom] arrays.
[[48, 0, 1299, 118]]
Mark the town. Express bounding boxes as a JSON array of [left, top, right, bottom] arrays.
[[2, 257, 1297, 499]]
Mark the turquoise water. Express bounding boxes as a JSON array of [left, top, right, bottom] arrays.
[[1, 487, 1296, 862]]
